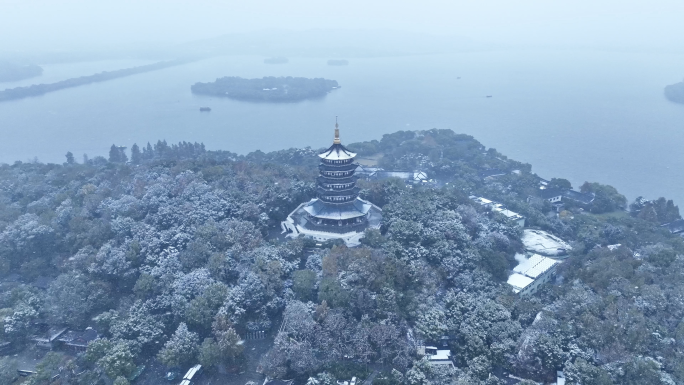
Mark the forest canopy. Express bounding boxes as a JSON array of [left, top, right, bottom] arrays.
[[190, 76, 339, 102], [0, 131, 682, 385]]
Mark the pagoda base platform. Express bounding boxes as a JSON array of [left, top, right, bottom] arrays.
[[281, 199, 382, 247]]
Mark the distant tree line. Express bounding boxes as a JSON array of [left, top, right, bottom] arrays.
[[0, 62, 43, 82], [191, 76, 339, 102], [0, 60, 189, 102]]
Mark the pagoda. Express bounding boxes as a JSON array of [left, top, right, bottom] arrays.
[[282, 120, 382, 245]]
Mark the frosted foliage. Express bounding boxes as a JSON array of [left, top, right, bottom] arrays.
[[89, 241, 134, 277], [158, 322, 199, 367], [305, 254, 323, 272], [172, 268, 215, 300], [0, 213, 54, 257]]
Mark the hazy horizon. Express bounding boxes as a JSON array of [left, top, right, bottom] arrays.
[[2, 0, 684, 54]]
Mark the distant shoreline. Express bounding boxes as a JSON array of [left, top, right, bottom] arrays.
[[0, 59, 190, 102], [664, 81, 684, 104], [0, 63, 43, 83]]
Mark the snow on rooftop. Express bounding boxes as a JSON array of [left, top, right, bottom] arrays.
[[492, 204, 524, 220], [469, 196, 493, 206], [507, 273, 534, 292], [514, 254, 559, 279], [431, 350, 451, 360], [522, 229, 572, 256]]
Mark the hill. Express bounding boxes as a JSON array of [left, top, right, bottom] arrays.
[[665, 80, 684, 104]]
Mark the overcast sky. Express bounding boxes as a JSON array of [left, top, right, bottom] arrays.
[[1, 0, 684, 51]]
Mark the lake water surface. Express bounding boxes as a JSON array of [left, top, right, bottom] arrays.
[[1, 51, 683, 203]]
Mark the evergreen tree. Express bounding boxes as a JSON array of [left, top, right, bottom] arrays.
[[109, 145, 121, 163], [144, 142, 154, 159], [158, 322, 200, 368], [109, 145, 128, 163], [65, 151, 75, 164], [130, 143, 142, 165]]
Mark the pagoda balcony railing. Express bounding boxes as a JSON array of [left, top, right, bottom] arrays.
[[321, 158, 356, 165], [318, 185, 359, 192], [321, 171, 355, 178], [318, 195, 358, 203]]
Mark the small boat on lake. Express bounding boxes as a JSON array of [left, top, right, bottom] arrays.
[[199, 107, 211, 112]]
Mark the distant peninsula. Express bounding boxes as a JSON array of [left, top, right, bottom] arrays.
[[0, 62, 43, 82], [264, 57, 288, 64], [190, 76, 339, 102], [0, 59, 188, 102], [665, 81, 684, 104], [327, 59, 349, 66]]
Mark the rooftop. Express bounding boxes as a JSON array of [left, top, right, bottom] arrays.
[[522, 229, 572, 256], [57, 327, 98, 347], [492, 204, 525, 221], [507, 273, 534, 293], [470, 196, 494, 207], [430, 350, 452, 361], [303, 198, 371, 220], [563, 189, 595, 204], [539, 187, 563, 199], [513, 254, 559, 279], [318, 143, 357, 161]]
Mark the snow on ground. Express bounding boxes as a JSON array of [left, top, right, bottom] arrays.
[[522, 229, 571, 257]]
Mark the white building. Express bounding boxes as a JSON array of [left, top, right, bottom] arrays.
[[507, 254, 560, 296], [492, 204, 526, 228], [417, 346, 455, 368], [470, 196, 526, 228]]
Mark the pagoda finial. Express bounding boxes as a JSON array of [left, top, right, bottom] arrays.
[[334, 116, 341, 144]]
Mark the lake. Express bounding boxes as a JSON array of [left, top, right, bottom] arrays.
[[1, 51, 683, 204]]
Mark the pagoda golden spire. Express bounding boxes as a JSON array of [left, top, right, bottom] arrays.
[[333, 116, 341, 144]]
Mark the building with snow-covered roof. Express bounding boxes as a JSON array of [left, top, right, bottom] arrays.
[[491, 204, 526, 228], [470, 196, 494, 208], [507, 273, 535, 294], [417, 346, 455, 368], [507, 254, 560, 296], [469, 196, 526, 228]]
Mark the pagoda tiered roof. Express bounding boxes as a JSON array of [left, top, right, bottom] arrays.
[[318, 143, 357, 161], [318, 163, 358, 172], [303, 199, 372, 220]]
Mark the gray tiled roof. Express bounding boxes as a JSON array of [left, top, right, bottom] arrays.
[[303, 198, 371, 220]]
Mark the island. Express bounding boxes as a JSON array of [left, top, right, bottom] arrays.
[[664, 80, 684, 104], [0, 62, 43, 82], [0, 59, 189, 102], [190, 76, 339, 102], [264, 57, 288, 64], [327, 59, 349, 66]]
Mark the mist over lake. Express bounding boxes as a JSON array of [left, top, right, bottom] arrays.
[[1, 50, 683, 202]]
